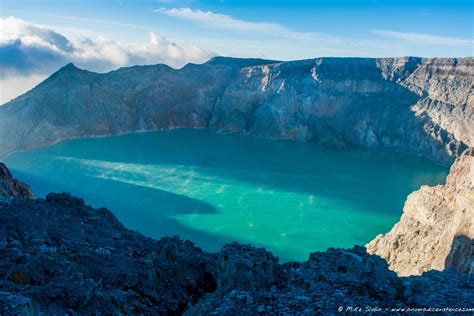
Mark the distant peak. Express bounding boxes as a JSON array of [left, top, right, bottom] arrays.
[[60, 62, 79, 72], [53, 62, 91, 77], [40, 62, 88, 85]]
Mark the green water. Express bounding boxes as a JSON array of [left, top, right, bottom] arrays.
[[4, 129, 448, 261]]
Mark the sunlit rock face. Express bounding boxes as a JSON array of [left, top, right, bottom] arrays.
[[0, 57, 472, 164], [367, 148, 474, 276]]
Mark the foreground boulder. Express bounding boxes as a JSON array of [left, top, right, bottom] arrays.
[[367, 148, 474, 276]]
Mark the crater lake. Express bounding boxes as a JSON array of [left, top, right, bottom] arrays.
[[4, 129, 448, 261]]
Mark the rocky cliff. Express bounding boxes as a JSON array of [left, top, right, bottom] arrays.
[[0, 57, 472, 163], [367, 148, 474, 276], [0, 165, 472, 315], [0, 163, 33, 204]]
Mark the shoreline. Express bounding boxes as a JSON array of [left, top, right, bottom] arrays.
[[0, 126, 454, 167]]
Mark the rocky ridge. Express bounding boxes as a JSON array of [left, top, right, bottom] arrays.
[[0, 164, 472, 315], [367, 148, 474, 276], [0, 57, 472, 164]]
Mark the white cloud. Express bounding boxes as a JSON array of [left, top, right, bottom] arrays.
[[0, 16, 215, 104], [0, 16, 214, 73], [371, 30, 473, 47], [156, 7, 331, 42]]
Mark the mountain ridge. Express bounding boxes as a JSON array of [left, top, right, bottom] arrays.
[[0, 56, 472, 163]]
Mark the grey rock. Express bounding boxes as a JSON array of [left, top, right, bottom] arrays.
[[187, 245, 474, 315], [1, 57, 472, 164], [39, 244, 57, 254]]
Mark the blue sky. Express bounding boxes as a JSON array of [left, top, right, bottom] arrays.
[[0, 0, 473, 103], [2, 0, 473, 58]]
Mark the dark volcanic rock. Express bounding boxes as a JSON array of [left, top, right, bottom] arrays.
[[0, 192, 218, 315], [187, 246, 474, 315], [218, 243, 283, 292]]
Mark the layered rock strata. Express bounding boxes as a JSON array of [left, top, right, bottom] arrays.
[[367, 148, 474, 276]]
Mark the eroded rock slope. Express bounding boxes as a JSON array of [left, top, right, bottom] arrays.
[[367, 148, 474, 276], [1, 57, 472, 163]]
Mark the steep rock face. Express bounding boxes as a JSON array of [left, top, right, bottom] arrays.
[[0, 61, 250, 158], [0, 57, 472, 163], [210, 57, 470, 162], [367, 148, 474, 276], [0, 163, 33, 204], [402, 58, 474, 158]]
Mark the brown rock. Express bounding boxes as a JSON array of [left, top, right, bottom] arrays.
[[367, 148, 473, 276], [0, 163, 34, 203]]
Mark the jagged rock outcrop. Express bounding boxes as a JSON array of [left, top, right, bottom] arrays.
[[0, 163, 33, 204], [1, 57, 472, 164], [188, 245, 473, 315], [367, 148, 474, 276], [0, 192, 219, 315], [0, 164, 473, 314]]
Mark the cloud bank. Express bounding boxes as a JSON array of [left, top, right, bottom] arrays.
[[0, 16, 215, 104]]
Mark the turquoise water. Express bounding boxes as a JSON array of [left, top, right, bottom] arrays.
[[4, 129, 448, 261]]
